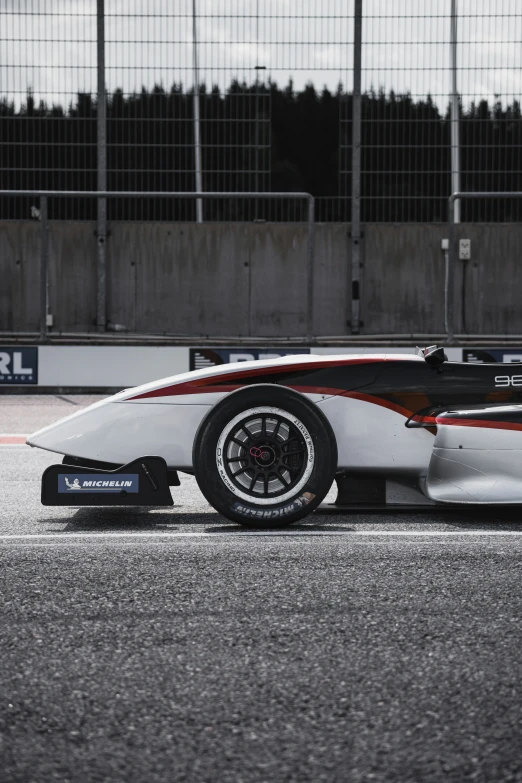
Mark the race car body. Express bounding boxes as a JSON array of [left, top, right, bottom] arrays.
[[427, 405, 522, 504], [27, 348, 522, 524]]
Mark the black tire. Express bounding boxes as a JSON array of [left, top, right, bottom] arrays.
[[193, 384, 338, 527]]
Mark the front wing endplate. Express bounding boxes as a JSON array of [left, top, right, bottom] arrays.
[[41, 456, 174, 506]]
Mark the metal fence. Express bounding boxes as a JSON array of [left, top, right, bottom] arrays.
[[1, 1, 522, 223]]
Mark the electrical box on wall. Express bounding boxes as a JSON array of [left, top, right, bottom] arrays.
[[459, 239, 471, 260]]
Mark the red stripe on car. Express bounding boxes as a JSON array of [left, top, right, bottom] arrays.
[[436, 417, 522, 432], [128, 357, 385, 400], [343, 391, 438, 425]]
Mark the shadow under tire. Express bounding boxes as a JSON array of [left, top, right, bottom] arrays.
[[193, 384, 338, 527]]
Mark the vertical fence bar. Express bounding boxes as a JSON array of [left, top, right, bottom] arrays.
[[192, 0, 203, 223], [306, 196, 315, 344], [97, 0, 107, 332], [450, 0, 460, 224], [446, 194, 456, 343], [350, 0, 363, 335], [39, 196, 49, 341]]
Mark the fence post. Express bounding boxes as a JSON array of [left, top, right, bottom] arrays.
[[450, 0, 460, 224], [39, 196, 49, 341], [306, 196, 315, 344], [97, 0, 107, 332], [446, 194, 456, 343], [192, 0, 203, 222], [350, 0, 363, 335]]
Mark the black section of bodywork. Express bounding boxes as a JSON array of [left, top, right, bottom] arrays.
[[213, 360, 522, 417], [207, 359, 522, 421], [167, 469, 181, 487], [334, 473, 386, 505], [372, 361, 522, 415], [63, 455, 122, 471], [63, 454, 180, 486], [280, 363, 380, 391], [209, 363, 380, 392], [43, 456, 174, 506]]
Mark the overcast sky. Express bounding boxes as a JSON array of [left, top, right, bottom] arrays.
[[1, 0, 521, 110]]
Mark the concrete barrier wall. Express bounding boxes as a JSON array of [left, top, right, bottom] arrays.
[[0, 222, 41, 332], [361, 224, 447, 334], [457, 223, 522, 335], [0, 220, 520, 336]]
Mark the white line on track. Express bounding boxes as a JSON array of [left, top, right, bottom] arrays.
[[2, 530, 522, 541]]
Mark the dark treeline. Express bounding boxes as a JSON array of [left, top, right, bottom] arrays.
[[1, 80, 522, 221]]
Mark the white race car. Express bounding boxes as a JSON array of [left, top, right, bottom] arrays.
[[28, 346, 522, 526]]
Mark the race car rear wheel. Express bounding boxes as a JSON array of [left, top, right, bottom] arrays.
[[193, 384, 337, 527]]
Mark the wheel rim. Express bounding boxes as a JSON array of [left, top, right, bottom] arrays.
[[216, 406, 315, 505]]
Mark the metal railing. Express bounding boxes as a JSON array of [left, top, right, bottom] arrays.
[[0, 190, 315, 344]]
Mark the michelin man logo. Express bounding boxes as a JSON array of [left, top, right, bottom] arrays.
[[64, 477, 82, 490]]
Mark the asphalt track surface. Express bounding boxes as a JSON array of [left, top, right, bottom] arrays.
[[2, 397, 522, 783]]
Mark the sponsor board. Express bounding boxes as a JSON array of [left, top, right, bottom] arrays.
[[38, 346, 188, 387], [58, 474, 139, 493], [0, 347, 38, 384], [464, 349, 522, 363], [315, 346, 464, 361], [190, 347, 310, 371], [14, 344, 522, 388]]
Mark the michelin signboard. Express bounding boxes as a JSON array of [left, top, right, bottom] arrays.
[[0, 348, 38, 384]]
